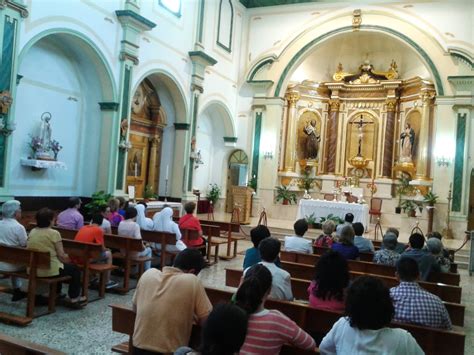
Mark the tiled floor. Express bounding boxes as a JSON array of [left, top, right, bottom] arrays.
[[0, 221, 471, 354]]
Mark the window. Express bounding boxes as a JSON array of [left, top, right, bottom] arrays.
[[159, 0, 181, 17]]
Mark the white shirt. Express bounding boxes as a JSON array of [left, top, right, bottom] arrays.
[[245, 261, 293, 301], [319, 317, 423, 355], [0, 218, 28, 272], [118, 220, 141, 239], [100, 218, 112, 234], [284, 235, 312, 254]]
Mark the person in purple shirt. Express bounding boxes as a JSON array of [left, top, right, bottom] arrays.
[[331, 225, 359, 260], [56, 197, 84, 230]]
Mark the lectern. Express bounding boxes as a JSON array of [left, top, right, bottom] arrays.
[[231, 186, 254, 224]]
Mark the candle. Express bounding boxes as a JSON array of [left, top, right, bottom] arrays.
[[134, 162, 138, 177], [166, 165, 169, 180]]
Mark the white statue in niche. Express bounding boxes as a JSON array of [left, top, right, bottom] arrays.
[[37, 112, 53, 159]]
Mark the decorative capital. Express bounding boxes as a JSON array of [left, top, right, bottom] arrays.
[[0, 0, 29, 17], [0, 91, 13, 114], [188, 51, 217, 67], [115, 10, 156, 31], [98, 102, 119, 111], [328, 99, 340, 112], [191, 83, 204, 94], [421, 91, 436, 105], [174, 123, 190, 130], [119, 51, 139, 65], [223, 136, 238, 143], [149, 136, 161, 145], [352, 9, 362, 30], [285, 91, 300, 106], [386, 99, 397, 112]]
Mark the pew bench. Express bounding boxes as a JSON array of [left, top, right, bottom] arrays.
[[0, 332, 65, 355], [0, 245, 71, 325], [109, 303, 319, 355]]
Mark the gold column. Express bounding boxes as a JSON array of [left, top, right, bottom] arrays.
[[283, 91, 300, 172], [147, 136, 161, 194], [415, 92, 435, 180], [325, 99, 340, 174]]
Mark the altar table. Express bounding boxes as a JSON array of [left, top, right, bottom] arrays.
[[144, 201, 183, 217], [296, 199, 369, 227]]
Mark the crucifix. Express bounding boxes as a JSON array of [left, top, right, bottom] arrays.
[[349, 115, 374, 157]]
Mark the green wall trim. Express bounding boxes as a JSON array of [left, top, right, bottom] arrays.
[[449, 53, 474, 69], [216, 0, 234, 53], [159, 0, 182, 18], [187, 94, 199, 191], [223, 136, 238, 143], [116, 66, 132, 190], [115, 10, 157, 29], [240, 0, 317, 7], [174, 123, 190, 130], [447, 75, 474, 80], [99, 102, 120, 111], [197, 0, 205, 43], [188, 50, 217, 65], [251, 112, 262, 187], [274, 25, 444, 97], [248, 58, 275, 81], [452, 113, 467, 212]]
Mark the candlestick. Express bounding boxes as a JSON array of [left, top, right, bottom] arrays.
[[166, 165, 169, 180], [134, 162, 138, 178], [164, 178, 168, 202]]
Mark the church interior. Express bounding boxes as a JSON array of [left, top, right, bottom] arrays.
[[0, 0, 472, 353]]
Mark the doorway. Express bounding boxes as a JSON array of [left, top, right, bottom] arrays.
[[225, 150, 249, 212]]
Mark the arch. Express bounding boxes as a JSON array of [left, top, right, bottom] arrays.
[[273, 25, 444, 97], [132, 69, 188, 124], [17, 28, 117, 101], [198, 99, 236, 138]]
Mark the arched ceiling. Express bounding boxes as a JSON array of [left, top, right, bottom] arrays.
[[290, 31, 431, 84]]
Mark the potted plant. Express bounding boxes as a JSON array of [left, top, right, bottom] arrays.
[[84, 190, 112, 218], [395, 176, 413, 214], [305, 213, 320, 229], [247, 175, 257, 191], [400, 199, 422, 217], [319, 213, 344, 226], [143, 185, 155, 202], [423, 191, 439, 234], [275, 185, 297, 205], [206, 183, 221, 206], [297, 167, 316, 192]]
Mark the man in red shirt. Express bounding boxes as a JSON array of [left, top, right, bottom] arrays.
[[178, 202, 206, 253], [74, 214, 118, 289]]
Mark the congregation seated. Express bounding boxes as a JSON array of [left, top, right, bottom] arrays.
[[243, 225, 270, 269], [384, 227, 407, 254], [352, 222, 374, 252], [284, 218, 312, 254], [373, 232, 401, 266], [308, 250, 348, 312], [132, 249, 211, 354], [99, 205, 112, 234], [427, 231, 451, 260], [152, 206, 186, 252], [107, 198, 124, 227], [0, 200, 28, 301], [179, 202, 206, 252], [335, 213, 353, 237], [28, 208, 86, 305], [135, 203, 154, 231], [319, 276, 423, 354], [236, 264, 316, 353], [331, 225, 359, 260], [401, 233, 440, 281], [245, 237, 293, 301], [74, 214, 118, 289], [56, 197, 84, 230], [116, 196, 127, 218], [314, 220, 335, 248], [426, 237, 451, 273], [174, 303, 248, 355], [391, 258, 452, 330], [117, 207, 152, 271]]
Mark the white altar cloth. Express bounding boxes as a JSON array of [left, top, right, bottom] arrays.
[[297, 199, 369, 227], [145, 201, 183, 216]]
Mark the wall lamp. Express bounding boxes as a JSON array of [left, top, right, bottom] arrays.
[[263, 151, 273, 160]]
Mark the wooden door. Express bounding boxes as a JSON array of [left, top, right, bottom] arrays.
[[225, 150, 249, 213], [468, 169, 474, 231]]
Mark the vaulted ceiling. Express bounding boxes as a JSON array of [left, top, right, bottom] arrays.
[[239, 0, 322, 8]]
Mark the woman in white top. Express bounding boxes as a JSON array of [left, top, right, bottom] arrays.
[[319, 276, 423, 355], [117, 207, 152, 271], [152, 207, 186, 252], [135, 203, 154, 231]]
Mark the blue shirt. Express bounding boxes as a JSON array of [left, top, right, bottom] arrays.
[[243, 247, 261, 269], [331, 242, 359, 260], [401, 249, 441, 280], [354, 235, 374, 252]]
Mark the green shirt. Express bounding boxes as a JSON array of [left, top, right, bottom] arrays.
[[27, 227, 63, 277]]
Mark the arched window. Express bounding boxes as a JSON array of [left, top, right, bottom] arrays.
[[217, 0, 234, 52], [159, 0, 182, 17]]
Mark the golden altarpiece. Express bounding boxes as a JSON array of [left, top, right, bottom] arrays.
[[279, 60, 436, 195]]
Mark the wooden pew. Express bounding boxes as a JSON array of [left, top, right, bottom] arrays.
[[0, 245, 71, 325], [290, 250, 460, 286], [279, 261, 464, 324], [57, 227, 150, 294], [207, 286, 465, 355], [139, 230, 177, 269], [109, 303, 319, 355], [201, 223, 227, 264], [0, 332, 65, 355]]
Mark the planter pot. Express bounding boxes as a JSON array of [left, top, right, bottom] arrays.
[[282, 199, 289, 205], [313, 223, 321, 229], [395, 207, 402, 214], [408, 210, 416, 217]]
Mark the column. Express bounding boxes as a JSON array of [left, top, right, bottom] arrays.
[[283, 91, 299, 173], [382, 99, 397, 177], [114, 4, 156, 192], [147, 136, 161, 195], [0, 2, 28, 190], [172, 123, 190, 197], [250, 109, 263, 189], [452, 110, 468, 212], [185, 86, 202, 193], [415, 92, 435, 180], [325, 99, 340, 174]]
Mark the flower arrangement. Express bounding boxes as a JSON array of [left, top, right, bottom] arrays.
[[50, 139, 63, 159], [28, 135, 43, 155], [206, 183, 221, 206], [119, 139, 132, 151]]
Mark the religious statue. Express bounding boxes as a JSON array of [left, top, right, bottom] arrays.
[[303, 120, 320, 160], [38, 112, 53, 157], [400, 123, 415, 162]]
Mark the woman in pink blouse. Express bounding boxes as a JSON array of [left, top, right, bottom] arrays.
[[308, 250, 349, 312], [106, 198, 124, 227]]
